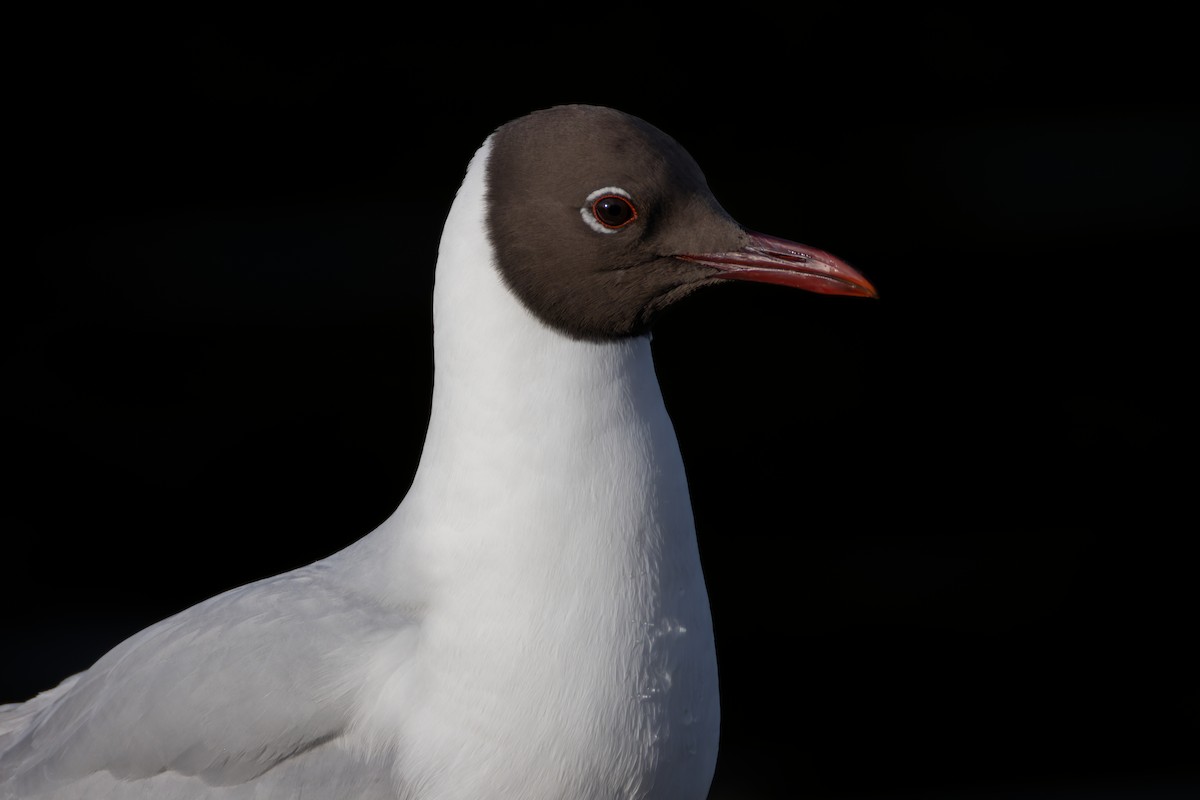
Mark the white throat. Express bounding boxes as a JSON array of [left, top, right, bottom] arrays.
[[355, 138, 719, 799]]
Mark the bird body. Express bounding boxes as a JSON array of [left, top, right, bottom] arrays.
[[1, 105, 873, 799]]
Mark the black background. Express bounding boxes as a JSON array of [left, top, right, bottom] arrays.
[[3, 9, 1196, 799]]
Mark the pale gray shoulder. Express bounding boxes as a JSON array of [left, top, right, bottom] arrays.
[[0, 676, 81, 747], [2, 740, 400, 800], [0, 563, 418, 796]]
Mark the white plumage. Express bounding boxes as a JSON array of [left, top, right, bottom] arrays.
[[2, 104, 874, 799], [1, 125, 718, 800]]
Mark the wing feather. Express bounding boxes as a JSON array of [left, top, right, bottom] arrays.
[[1, 563, 415, 797]]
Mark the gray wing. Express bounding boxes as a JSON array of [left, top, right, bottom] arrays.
[[0, 563, 413, 799]]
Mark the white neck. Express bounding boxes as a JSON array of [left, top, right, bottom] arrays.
[[350, 139, 719, 798], [400, 137, 696, 589]]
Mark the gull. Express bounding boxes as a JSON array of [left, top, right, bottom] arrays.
[[0, 104, 875, 799]]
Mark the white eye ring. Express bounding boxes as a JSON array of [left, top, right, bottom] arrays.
[[580, 186, 636, 234]]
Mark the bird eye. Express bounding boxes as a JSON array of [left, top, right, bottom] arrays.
[[593, 195, 636, 228], [581, 186, 638, 234]]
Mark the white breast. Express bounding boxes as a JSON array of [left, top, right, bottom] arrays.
[[346, 138, 720, 799]]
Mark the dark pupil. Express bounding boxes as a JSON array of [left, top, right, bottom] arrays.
[[594, 196, 633, 227]]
